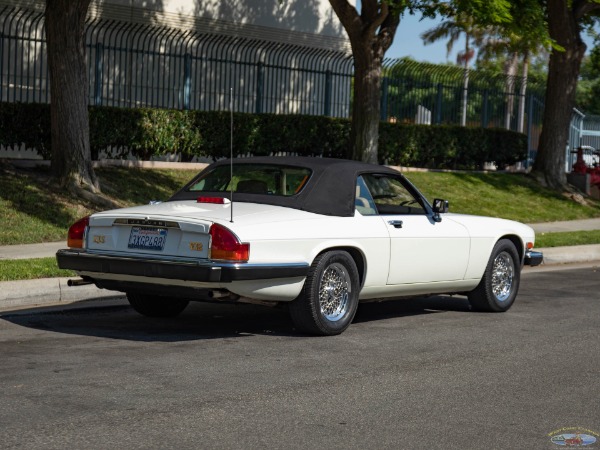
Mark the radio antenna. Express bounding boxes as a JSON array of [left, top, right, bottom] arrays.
[[229, 87, 234, 223]]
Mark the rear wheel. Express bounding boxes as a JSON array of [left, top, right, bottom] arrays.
[[289, 250, 359, 336], [127, 293, 189, 318], [468, 239, 521, 312]]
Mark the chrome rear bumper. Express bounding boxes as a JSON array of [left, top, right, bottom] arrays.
[[56, 249, 309, 283]]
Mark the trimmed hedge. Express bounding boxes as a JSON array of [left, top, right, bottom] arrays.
[[0, 102, 51, 157], [0, 102, 526, 169], [379, 122, 527, 169]]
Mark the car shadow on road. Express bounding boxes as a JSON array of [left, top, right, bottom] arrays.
[[1, 301, 297, 342], [353, 295, 471, 324], [1, 295, 472, 342]]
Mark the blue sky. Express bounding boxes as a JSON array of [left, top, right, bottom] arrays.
[[386, 13, 462, 63], [382, 11, 597, 64]]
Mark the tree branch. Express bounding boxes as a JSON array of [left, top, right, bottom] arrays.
[[376, 8, 401, 53], [573, 0, 600, 20], [363, 0, 389, 36], [328, 0, 363, 39]]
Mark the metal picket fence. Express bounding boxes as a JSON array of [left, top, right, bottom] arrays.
[[380, 59, 546, 166], [0, 4, 547, 164], [0, 5, 353, 117]]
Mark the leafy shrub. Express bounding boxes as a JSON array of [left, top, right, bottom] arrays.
[[379, 122, 527, 169], [0, 102, 526, 169], [0, 102, 51, 159]]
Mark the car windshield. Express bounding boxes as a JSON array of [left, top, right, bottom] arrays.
[[187, 164, 312, 197]]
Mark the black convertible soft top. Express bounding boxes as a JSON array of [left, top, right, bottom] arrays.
[[169, 156, 404, 217]]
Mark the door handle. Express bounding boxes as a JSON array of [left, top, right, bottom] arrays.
[[388, 220, 403, 228]]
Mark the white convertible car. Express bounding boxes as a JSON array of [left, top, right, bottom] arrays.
[[57, 157, 543, 335]]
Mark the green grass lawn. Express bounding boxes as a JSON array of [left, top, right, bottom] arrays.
[[1, 164, 600, 248], [0, 257, 75, 282], [403, 171, 600, 223], [0, 165, 197, 245], [534, 230, 600, 248]]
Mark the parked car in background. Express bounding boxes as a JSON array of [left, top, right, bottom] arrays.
[[57, 157, 543, 335]]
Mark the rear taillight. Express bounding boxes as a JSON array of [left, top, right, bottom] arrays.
[[209, 223, 249, 262], [67, 216, 90, 248]]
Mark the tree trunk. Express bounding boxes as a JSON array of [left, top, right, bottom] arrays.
[[531, 0, 586, 189], [504, 52, 519, 130], [45, 0, 98, 193], [328, 0, 399, 163], [460, 36, 470, 127], [517, 52, 529, 134], [351, 48, 383, 163]]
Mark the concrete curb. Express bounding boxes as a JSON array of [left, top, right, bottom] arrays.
[[0, 277, 122, 312], [535, 244, 600, 265]]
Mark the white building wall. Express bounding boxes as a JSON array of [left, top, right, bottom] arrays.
[[0, 0, 353, 158], [88, 0, 351, 52]]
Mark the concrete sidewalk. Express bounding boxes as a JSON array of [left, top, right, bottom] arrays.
[[528, 217, 600, 233], [1, 219, 599, 313], [0, 241, 65, 260]]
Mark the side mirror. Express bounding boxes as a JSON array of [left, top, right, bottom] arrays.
[[433, 198, 449, 214]]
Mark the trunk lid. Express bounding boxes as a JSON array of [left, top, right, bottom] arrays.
[[84, 200, 280, 258]]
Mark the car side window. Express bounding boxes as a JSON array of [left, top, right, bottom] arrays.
[[361, 174, 426, 215]]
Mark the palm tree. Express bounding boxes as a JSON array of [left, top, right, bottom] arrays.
[[421, 9, 484, 126], [475, 28, 548, 133]]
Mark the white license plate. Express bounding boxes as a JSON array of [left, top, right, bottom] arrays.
[[128, 227, 168, 251]]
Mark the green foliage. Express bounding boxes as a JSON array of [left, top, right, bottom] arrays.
[[451, 0, 511, 25], [576, 43, 600, 114], [379, 123, 526, 169], [0, 102, 525, 169], [475, 55, 548, 88], [90, 107, 203, 161], [0, 102, 51, 158]]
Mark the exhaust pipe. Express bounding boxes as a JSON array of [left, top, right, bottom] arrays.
[[208, 290, 239, 301], [67, 278, 93, 287]]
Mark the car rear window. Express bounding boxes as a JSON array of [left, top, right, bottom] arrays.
[[187, 164, 312, 197]]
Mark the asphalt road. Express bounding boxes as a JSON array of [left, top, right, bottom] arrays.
[[1, 266, 599, 450]]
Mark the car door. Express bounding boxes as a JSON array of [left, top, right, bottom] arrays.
[[359, 174, 470, 285]]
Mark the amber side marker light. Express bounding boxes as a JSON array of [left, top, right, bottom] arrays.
[[209, 223, 249, 262], [526, 242, 534, 250], [68, 216, 90, 248]]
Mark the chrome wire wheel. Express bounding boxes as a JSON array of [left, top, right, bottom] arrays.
[[318, 262, 351, 322], [289, 250, 359, 335], [491, 251, 514, 302]]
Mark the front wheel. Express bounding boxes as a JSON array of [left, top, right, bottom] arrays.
[[127, 293, 189, 318], [289, 250, 360, 336], [468, 239, 521, 312]]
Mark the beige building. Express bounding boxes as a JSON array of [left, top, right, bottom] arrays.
[[0, 0, 353, 116]]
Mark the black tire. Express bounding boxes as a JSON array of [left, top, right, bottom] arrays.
[[126, 292, 189, 318], [468, 239, 521, 312], [289, 250, 360, 336]]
